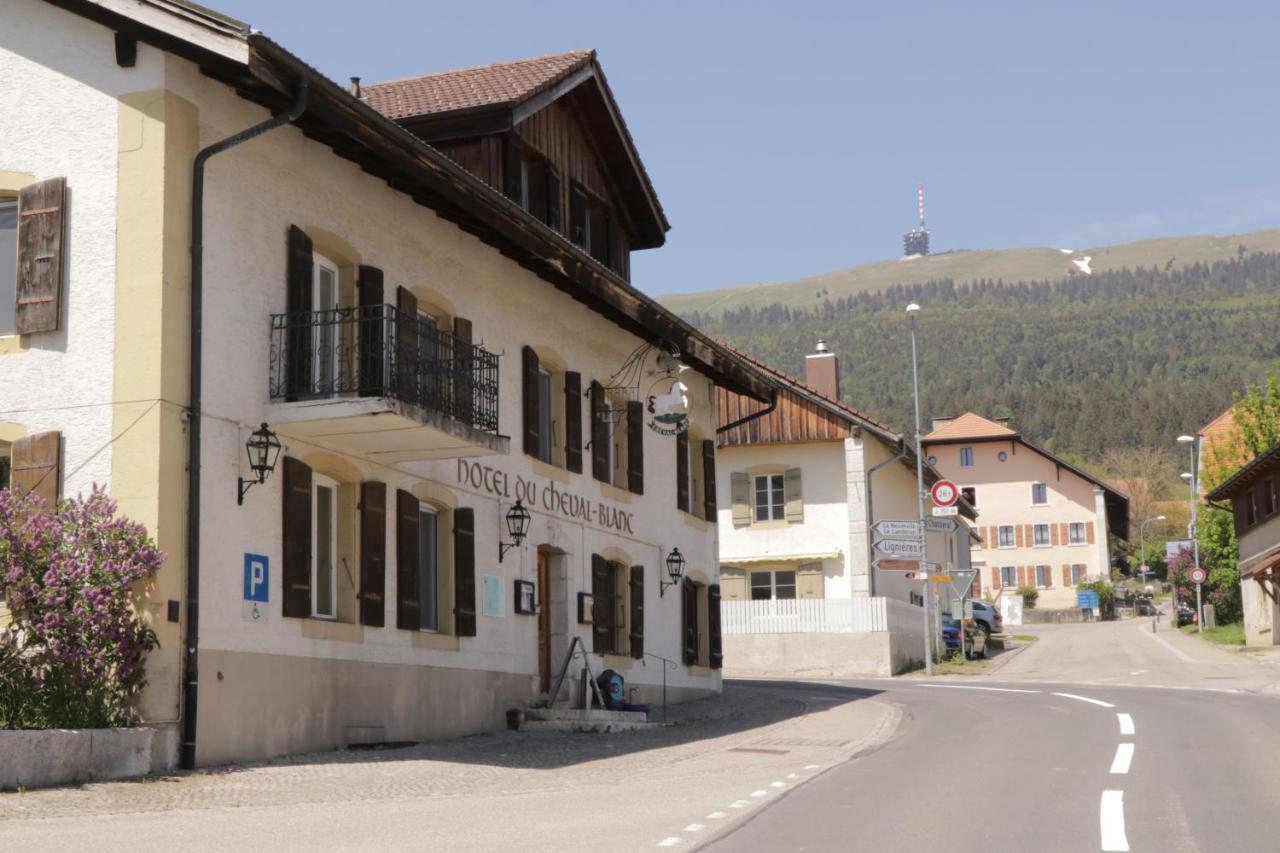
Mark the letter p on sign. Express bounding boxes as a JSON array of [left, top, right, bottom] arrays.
[[244, 553, 269, 603]]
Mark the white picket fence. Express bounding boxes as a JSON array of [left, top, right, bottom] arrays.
[[721, 597, 923, 636]]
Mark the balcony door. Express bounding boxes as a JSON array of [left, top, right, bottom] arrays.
[[312, 254, 340, 396]]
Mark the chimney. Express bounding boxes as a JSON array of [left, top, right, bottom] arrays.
[[931, 415, 956, 432], [805, 339, 840, 402], [349, 76, 363, 99]]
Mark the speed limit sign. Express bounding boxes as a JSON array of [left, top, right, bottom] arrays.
[[1189, 567, 1207, 585], [931, 480, 959, 507]]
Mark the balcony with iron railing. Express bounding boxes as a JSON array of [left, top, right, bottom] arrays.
[[266, 305, 508, 462]]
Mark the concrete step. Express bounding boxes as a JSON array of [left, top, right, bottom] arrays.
[[519, 719, 661, 734], [524, 707, 649, 724]]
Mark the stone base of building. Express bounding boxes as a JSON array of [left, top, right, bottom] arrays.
[[722, 631, 922, 678], [0, 725, 178, 791]]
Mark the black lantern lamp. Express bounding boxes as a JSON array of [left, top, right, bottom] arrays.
[[237, 422, 282, 505], [659, 547, 686, 597], [499, 499, 531, 562]]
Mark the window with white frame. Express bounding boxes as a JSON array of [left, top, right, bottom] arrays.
[[1000, 566, 1017, 587], [1071, 564, 1086, 584], [959, 447, 975, 468], [750, 570, 796, 600], [754, 473, 785, 522], [1031, 482, 1048, 505], [536, 369, 554, 464], [312, 474, 338, 619], [1069, 522, 1086, 545], [418, 507, 440, 631], [1035, 565, 1051, 587], [998, 525, 1015, 548], [312, 253, 340, 395], [1033, 524, 1050, 546]]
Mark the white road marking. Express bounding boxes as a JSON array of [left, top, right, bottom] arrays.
[[683, 824, 706, 833], [1052, 692, 1115, 708], [706, 812, 728, 820], [918, 684, 1041, 693], [1129, 669, 1148, 675], [1139, 622, 1197, 662], [728, 801, 752, 809], [804, 764, 822, 769], [1100, 790, 1130, 851], [1110, 743, 1135, 774], [1117, 713, 1135, 735], [786, 773, 800, 779], [657, 838, 682, 848], [751, 790, 769, 797]]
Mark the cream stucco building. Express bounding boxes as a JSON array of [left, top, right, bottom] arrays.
[[0, 0, 777, 769]]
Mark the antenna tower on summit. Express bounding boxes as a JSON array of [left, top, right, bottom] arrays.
[[903, 182, 930, 257]]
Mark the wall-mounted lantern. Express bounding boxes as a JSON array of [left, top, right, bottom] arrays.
[[499, 499, 531, 562], [237, 422, 281, 505], [659, 546, 686, 597]]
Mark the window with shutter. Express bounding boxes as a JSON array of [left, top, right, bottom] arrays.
[[395, 286, 419, 405], [9, 430, 60, 506], [453, 507, 477, 637], [14, 177, 66, 335], [592, 554, 614, 654], [569, 183, 589, 248], [590, 381, 609, 482], [681, 578, 698, 666], [285, 226, 313, 401], [522, 346, 540, 458], [708, 584, 723, 669], [419, 507, 440, 631], [503, 133, 524, 203], [359, 482, 386, 627], [395, 489, 420, 630], [564, 371, 583, 473], [702, 440, 717, 521], [676, 430, 690, 513], [453, 316, 474, 425], [356, 265, 384, 397], [627, 400, 644, 495], [281, 457, 313, 618], [628, 565, 644, 660], [784, 468, 804, 523], [545, 163, 562, 232]]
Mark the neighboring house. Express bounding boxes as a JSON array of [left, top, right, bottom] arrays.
[[0, 0, 777, 769], [1206, 444, 1280, 646], [924, 413, 1129, 611], [714, 341, 977, 676]]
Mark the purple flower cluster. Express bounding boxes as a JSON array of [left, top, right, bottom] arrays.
[[0, 487, 163, 725]]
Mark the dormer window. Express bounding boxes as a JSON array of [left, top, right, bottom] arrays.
[[569, 182, 590, 249]]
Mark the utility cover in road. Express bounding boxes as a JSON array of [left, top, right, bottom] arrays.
[[874, 538, 925, 558], [931, 480, 959, 507], [923, 517, 958, 533], [874, 558, 920, 571], [872, 519, 920, 538], [931, 506, 959, 517]]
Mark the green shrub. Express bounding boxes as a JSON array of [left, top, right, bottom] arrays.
[[1017, 586, 1039, 608]]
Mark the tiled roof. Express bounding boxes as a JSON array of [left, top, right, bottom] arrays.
[[924, 412, 1017, 442], [362, 50, 595, 120]]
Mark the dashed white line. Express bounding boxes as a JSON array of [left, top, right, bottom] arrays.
[[750, 789, 769, 798], [657, 838, 682, 848], [1110, 743, 1134, 774], [706, 812, 728, 820], [683, 824, 706, 833], [785, 773, 800, 779], [728, 800, 752, 809], [1100, 790, 1130, 851], [918, 684, 1042, 693], [804, 764, 822, 769], [1117, 713, 1135, 736], [1052, 692, 1115, 708], [1129, 669, 1148, 676], [770, 781, 787, 788]]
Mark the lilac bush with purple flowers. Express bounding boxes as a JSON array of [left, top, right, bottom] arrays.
[[0, 487, 163, 729]]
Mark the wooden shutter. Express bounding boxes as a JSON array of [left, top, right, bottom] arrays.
[[681, 579, 698, 665], [503, 133, 523, 202], [1050, 522, 1060, 546], [545, 163, 562, 231], [453, 316, 474, 425], [730, 472, 751, 527], [1062, 564, 1071, 587], [9, 430, 60, 505], [708, 584, 723, 669], [675, 430, 690, 513], [358, 481, 386, 627], [629, 565, 645, 660], [592, 554, 613, 654], [702, 440, 717, 520], [285, 225, 313, 400], [569, 185, 587, 246], [1015, 525, 1025, 548], [281, 456, 312, 618], [15, 177, 66, 334], [395, 286, 418, 405], [454, 507, 477, 637], [784, 467, 803, 523], [356, 265, 384, 397], [522, 346, 540, 457], [395, 488, 420, 630], [1086, 522, 1096, 544], [590, 381, 609, 482], [564, 371, 583, 473], [627, 399, 644, 495], [991, 567, 1000, 590]]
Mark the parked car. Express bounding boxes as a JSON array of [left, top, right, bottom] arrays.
[[1175, 603, 1197, 627], [970, 601, 1002, 637], [942, 615, 987, 660]]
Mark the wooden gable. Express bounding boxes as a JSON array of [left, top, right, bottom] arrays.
[[717, 385, 856, 447]]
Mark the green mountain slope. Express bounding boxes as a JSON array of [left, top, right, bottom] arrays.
[[662, 227, 1280, 316]]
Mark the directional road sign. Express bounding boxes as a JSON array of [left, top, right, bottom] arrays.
[[923, 517, 958, 533], [874, 538, 925, 558], [931, 480, 959, 507], [872, 519, 921, 538], [931, 506, 959, 517], [873, 558, 920, 572]]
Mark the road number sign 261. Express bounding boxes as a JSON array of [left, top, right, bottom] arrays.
[[931, 479, 959, 507]]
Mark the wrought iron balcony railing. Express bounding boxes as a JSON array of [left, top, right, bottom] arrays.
[[269, 305, 500, 434]]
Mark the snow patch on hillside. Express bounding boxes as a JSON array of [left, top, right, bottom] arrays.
[[1072, 256, 1093, 274], [1059, 248, 1074, 254]]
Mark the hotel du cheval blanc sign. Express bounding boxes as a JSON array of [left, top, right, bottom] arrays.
[[457, 460, 636, 535]]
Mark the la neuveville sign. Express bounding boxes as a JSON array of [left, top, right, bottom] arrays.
[[457, 460, 635, 535]]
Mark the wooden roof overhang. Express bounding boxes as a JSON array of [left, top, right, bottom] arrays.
[[1208, 443, 1280, 504], [44, 1, 774, 404]]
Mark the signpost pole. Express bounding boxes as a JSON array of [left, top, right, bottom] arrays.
[[907, 303, 932, 675]]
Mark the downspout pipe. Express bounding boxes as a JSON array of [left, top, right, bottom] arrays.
[[182, 81, 310, 771], [716, 388, 778, 435], [864, 444, 908, 598]]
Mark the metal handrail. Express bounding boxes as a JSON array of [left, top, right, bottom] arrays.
[[641, 652, 678, 722], [544, 636, 607, 711]]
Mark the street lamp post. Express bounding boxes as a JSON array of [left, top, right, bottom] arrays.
[[1177, 435, 1203, 632], [907, 303, 933, 675]]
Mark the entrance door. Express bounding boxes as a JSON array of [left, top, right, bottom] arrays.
[[538, 549, 551, 693]]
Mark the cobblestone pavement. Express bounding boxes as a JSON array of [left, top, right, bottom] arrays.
[[0, 682, 897, 852]]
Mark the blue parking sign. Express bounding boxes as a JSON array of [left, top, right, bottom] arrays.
[[244, 553, 269, 602]]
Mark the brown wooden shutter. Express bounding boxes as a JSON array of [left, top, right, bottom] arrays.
[[285, 225, 313, 400], [730, 472, 751, 526], [702, 440, 717, 520], [590, 381, 609, 482], [1015, 525, 1025, 548], [990, 567, 1000, 590], [395, 488, 420, 630], [1050, 523, 1060, 546], [453, 316, 474, 425], [629, 564, 645, 660], [676, 430, 690, 512], [1062, 564, 1071, 587], [592, 554, 613, 654], [1086, 521, 1096, 544], [522, 346, 540, 457], [359, 481, 386, 627], [281, 456, 312, 618], [681, 579, 698, 665], [564, 371, 583, 474], [503, 133, 524, 203], [627, 400, 644, 495], [708, 584, 723, 670], [784, 467, 804, 523], [453, 507, 477, 637], [356, 265, 384, 397], [15, 177, 66, 334], [545, 164, 562, 232], [9, 430, 60, 505], [395, 286, 418, 405]]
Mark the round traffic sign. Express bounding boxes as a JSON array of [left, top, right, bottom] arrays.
[[1189, 566, 1207, 585], [931, 479, 959, 507]]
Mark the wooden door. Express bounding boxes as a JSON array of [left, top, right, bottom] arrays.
[[537, 550, 551, 693]]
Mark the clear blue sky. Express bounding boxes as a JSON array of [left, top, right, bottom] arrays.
[[216, 0, 1280, 296]]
